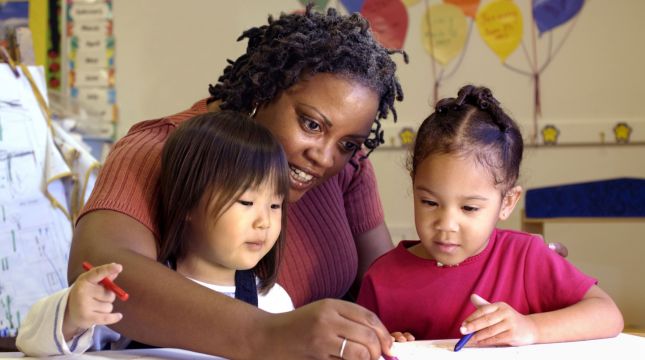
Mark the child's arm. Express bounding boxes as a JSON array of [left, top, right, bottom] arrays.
[[16, 263, 124, 356], [63, 263, 124, 340], [461, 288, 623, 347]]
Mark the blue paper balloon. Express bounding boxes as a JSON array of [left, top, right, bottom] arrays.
[[341, 0, 365, 13], [533, 0, 584, 34]]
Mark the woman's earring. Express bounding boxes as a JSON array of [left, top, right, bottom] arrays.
[[250, 106, 258, 118]]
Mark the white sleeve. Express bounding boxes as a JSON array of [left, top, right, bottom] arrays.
[[258, 283, 295, 313], [16, 288, 95, 356]]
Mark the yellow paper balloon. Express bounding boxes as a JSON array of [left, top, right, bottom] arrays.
[[403, 0, 422, 6], [476, 0, 522, 62], [421, 3, 468, 65]]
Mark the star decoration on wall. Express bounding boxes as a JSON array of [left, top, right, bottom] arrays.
[[399, 127, 416, 147], [541, 124, 560, 145], [613, 122, 632, 144]]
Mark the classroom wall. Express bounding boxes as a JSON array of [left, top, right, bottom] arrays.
[[112, 1, 645, 329]]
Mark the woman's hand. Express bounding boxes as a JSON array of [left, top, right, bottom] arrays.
[[63, 263, 124, 341], [460, 294, 537, 348], [260, 299, 394, 359]]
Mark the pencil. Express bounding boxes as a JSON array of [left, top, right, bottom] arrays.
[[82, 261, 129, 301]]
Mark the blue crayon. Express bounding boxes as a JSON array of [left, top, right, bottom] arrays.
[[454, 332, 474, 352]]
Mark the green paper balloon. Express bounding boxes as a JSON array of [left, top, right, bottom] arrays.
[[298, 0, 329, 11]]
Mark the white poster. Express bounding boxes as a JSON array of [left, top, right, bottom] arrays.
[[0, 65, 73, 337]]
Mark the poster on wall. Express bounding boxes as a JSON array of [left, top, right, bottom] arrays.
[[0, 64, 73, 338]]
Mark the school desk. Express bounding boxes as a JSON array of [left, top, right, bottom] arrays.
[[1, 333, 643, 359]]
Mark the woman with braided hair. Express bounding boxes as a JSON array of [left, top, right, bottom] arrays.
[[68, 4, 402, 359], [357, 85, 623, 345]]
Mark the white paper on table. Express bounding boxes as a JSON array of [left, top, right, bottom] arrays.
[[384, 334, 645, 359]]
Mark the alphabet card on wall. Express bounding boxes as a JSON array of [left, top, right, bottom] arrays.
[[67, 0, 116, 140]]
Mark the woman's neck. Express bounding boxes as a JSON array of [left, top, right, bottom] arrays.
[[206, 99, 222, 112]]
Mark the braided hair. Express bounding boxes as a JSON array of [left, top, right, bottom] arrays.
[[409, 85, 523, 192], [208, 4, 406, 155]]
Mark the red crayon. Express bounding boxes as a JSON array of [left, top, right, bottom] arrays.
[[82, 261, 130, 301]]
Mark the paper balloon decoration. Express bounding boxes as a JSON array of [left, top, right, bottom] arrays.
[[298, 0, 329, 11], [444, 0, 481, 19], [361, 0, 408, 49], [422, 3, 468, 65], [340, 0, 364, 13], [403, 0, 422, 6], [533, 0, 584, 34], [476, 0, 523, 62]]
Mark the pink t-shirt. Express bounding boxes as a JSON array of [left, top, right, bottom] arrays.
[[357, 228, 597, 340], [80, 99, 385, 307]]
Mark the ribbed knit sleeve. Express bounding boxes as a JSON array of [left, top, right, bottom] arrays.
[[79, 125, 169, 234], [78, 99, 209, 234]]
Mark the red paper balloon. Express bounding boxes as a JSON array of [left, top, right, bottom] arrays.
[[361, 0, 409, 49]]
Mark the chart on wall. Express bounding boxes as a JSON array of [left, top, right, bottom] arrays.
[[0, 64, 72, 337]]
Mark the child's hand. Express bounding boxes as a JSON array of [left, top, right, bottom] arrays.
[[391, 331, 415, 342], [460, 294, 537, 347], [62, 263, 124, 341]]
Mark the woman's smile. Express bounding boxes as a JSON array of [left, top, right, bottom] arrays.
[[289, 164, 316, 188]]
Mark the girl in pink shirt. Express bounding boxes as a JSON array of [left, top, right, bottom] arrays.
[[358, 85, 623, 347]]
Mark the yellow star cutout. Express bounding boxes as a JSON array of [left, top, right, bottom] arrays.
[[613, 123, 632, 143], [399, 127, 416, 147], [541, 125, 560, 145]]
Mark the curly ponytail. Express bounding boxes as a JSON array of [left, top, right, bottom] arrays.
[[409, 85, 523, 192]]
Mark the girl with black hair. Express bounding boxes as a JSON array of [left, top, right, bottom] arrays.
[[18, 112, 294, 356]]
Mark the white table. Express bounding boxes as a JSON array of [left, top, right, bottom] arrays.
[[0, 348, 221, 359], [1, 333, 644, 359]]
